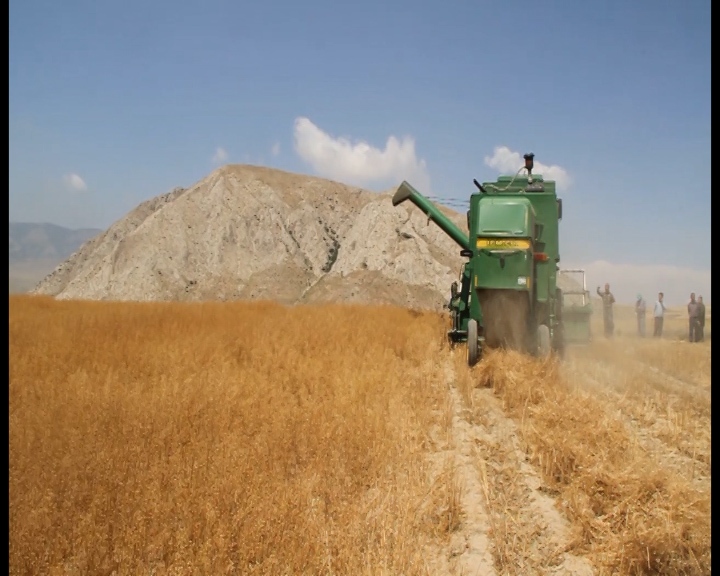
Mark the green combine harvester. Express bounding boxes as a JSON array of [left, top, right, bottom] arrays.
[[392, 153, 568, 366]]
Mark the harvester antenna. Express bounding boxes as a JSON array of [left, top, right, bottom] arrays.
[[473, 179, 488, 194]]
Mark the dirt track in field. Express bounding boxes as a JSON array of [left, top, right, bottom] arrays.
[[432, 352, 594, 575], [428, 337, 711, 576]]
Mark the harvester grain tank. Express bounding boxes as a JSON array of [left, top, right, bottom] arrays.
[[392, 153, 565, 366], [557, 269, 594, 344]]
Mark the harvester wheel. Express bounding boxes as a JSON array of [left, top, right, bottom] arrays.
[[537, 324, 551, 358], [467, 319, 479, 367]]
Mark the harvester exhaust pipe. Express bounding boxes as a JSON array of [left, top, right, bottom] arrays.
[[392, 181, 472, 252], [524, 153, 534, 176]]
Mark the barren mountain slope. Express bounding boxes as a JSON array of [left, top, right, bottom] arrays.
[[32, 165, 472, 309]]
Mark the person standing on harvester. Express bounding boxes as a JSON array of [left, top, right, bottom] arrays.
[[596, 283, 615, 338]]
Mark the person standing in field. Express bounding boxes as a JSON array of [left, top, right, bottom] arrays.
[[653, 292, 666, 338], [688, 292, 700, 342], [596, 283, 616, 338], [635, 293, 647, 337], [697, 295, 706, 342]]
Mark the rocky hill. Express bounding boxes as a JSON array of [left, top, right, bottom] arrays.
[[32, 164, 584, 310], [31, 165, 471, 309]]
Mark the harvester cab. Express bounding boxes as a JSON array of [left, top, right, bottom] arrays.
[[392, 153, 565, 366]]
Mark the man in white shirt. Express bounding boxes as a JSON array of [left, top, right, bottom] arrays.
[[653, 292, 666, 338]]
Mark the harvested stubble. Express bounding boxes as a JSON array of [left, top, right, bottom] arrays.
[[585, 336, 711, 392], [469, 349, 711, 576], [565, 343, 711, 477], [10, 296, 455, 575]]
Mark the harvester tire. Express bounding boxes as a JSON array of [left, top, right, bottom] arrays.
[[467, 319, 479, 367], [537, 324, 551, 358]]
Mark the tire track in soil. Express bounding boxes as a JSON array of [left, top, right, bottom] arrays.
[[572, 342, 710, 402], [636, 361, 711, 402], [562, 355, 711, 486], [424, 360, 497, 576], [566, 348, 710, 413], [433, 353, 594, 576]]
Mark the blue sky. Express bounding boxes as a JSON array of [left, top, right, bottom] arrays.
[[9, 0, 711, 305]]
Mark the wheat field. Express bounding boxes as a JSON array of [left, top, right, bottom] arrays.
[[9, 295, 711, 575]]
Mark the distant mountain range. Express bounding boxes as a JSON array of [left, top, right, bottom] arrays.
[[9, 222, 102, 293]]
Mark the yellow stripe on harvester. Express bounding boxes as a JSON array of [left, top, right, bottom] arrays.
[[476, 238, 531, 249]]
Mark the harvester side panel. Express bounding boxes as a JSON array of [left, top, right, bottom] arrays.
[[525, 189, 560, 305]]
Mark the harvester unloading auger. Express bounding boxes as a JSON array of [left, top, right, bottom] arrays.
[[392, 153, 565, 366]]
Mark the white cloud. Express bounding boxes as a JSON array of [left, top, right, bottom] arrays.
[[212, 147, 228, 164], [293, 117, 431, 191], [242, 153, 265, 165], [564, 260, 711, 307], [63, 173, 87, 193], [484, 146, 572, 191], [271, 142, 281, 157]]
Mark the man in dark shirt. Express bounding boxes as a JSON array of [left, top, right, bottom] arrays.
[[688, 292, 700, 342], [696, 295, 706, 342], [596, 283, 615, 338]]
